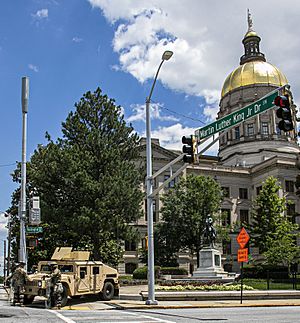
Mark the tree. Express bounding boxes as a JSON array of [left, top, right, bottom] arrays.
[[250, 176, 287, 253], [156, 174, 223, 267], [263, 219, 300, 269], [10, 88, 144, 268], [250, 176, 300, 269]]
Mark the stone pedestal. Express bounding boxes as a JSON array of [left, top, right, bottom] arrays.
[[193, 247, 228, 279]]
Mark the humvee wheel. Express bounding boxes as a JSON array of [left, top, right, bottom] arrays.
[[61, 285, 68, 307], [100, 281, 114, 301], [23, 295, 35, 305]]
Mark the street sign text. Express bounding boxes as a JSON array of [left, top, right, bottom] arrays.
[[195, 91, 278, 140]]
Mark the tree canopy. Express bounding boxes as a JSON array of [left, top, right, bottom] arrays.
[[10, 88, 144, 268], [155, 174, 223, 266], [250, 176, 299, 267]]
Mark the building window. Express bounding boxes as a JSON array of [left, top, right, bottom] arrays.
[[125, 263, 137, 274], [261, 122, 269, 135], [276, 124, 281, 135], [285, 180, 295, 193], [144, 199, 158, 222], [287, 202, 296, 223], [239, 188, 248, 199], [164, 174, 175, 188], [234, 126, 240, 139], [222, 240, 231, 255], [256, 186, 262, 195], [240, 209, 249, 225], [221, 209, 231, 226], [222, 187, 230, 198], [125, 240, 137, 251], [247, 123, 254, 136]]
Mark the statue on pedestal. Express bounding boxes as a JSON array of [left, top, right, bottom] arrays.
[[203, 216, 217, 247]]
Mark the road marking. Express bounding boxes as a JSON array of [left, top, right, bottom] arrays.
[[126, 311, 175, 323], [48, 310, 76, 323]]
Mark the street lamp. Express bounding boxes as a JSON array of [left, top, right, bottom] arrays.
[[145, 50, 173, 305]]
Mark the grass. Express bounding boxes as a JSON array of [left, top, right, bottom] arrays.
[[239, 278, 298, 290]]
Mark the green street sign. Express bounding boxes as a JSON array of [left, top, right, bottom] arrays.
[[26, 226, 43, 234], [195, 91, 278, 140]]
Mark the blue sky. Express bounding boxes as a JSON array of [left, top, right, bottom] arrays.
[[1, 0, 300, 270]]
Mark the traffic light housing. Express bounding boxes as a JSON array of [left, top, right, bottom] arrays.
[[182, 135, 197, 164], [275, 94, 294, 131]]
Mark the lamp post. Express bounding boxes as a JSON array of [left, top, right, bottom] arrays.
[[20, 76, 29, 270], [146, 50, 173, 305]]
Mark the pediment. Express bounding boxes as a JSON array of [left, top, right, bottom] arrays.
[[138, 142, 181, 161]]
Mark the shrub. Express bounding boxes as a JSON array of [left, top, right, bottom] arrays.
[[243, 264, 289, 279], [160, 267, 188, 276], [132, 266, 161, 279]]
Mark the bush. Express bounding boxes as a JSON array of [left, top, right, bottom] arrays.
[[160, 267, 188, 276], [132, 266, 161, 279], [243, 264, 289, 279]]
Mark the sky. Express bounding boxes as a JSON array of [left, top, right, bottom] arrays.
[[1, 0, 300, 272]]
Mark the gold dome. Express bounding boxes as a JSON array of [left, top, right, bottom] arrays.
[[221, 61, 288, 97]]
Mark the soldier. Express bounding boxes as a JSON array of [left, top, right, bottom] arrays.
[[49, 263, 63, 309], [6, 262, 30, 306]]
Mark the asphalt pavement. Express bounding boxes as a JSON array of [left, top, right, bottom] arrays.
[[2, 284, 300, 311]]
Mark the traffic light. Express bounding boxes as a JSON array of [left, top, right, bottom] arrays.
[[182, 135, 197, 164], [274, 94, 294, 131]]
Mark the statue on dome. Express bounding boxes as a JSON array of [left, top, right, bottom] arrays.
[[247, 8, 253, 31]]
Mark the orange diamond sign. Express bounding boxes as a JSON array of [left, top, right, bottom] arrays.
[[236, 227, 250, 249]]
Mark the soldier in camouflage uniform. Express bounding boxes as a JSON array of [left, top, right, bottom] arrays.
[[50, 263, 63, 309], [6, 262, 29, 306]]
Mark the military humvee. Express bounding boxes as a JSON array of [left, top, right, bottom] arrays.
[[24, 247, 119, 306]]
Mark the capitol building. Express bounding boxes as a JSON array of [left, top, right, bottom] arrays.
[[120, 15, 300, 274]]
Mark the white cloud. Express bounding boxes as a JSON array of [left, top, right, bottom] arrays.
[[72, 37, 83, 43], [127, 102, 179, 123], [87, 0, 300, 114], [28, 64, 39, 73], [143, 123, 195, 150], [203, 105, 219, 122], [32, 8, 48, 20]]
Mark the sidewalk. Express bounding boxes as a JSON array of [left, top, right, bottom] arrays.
[[108, 284, 300, 310]]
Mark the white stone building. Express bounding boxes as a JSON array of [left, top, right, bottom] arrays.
[[120, 17, 300, 274]]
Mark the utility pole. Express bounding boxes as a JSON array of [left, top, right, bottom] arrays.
[[7, 218, 11, 277], [19, 76, 29, 270], [3, 240, 6, 281]]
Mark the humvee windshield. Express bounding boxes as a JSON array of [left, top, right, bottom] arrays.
[[59, 265, 73, 273], [40, 265, 51, 273], [40, 264, 73, 273]]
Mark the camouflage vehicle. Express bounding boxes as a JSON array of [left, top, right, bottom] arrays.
[[23, 247, 119, 306]]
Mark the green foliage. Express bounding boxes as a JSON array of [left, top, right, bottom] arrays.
[[242, 264, 289, 279], [263, 220, 300, 268], [160, 267, 188, 275], [250, 176, 287, 253], [156, 174, 222, 265], [10, 88, 144, 267], [250, 176, 300, 268], [132, 266, 161, 279]]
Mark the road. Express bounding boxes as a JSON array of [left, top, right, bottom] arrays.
[[1, 288, 300, 322]]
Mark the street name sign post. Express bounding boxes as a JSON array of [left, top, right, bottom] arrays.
[[195, 91, 278, 140], [236, 227, 250, 304]]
